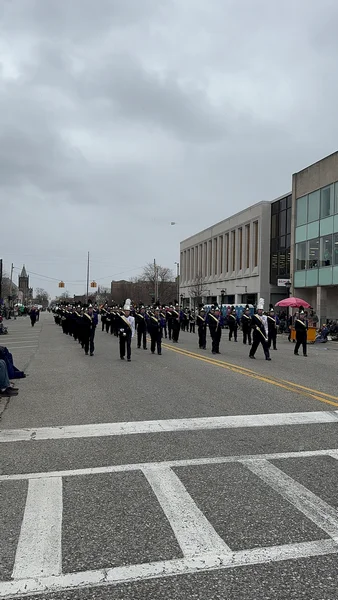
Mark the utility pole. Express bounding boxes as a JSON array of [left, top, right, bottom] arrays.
[[9, 263, 14, 309], [175, 261, 179, 303], [0, 259, 2, 305], [154, 258, 158, 303], [86, 252, 90, 305]]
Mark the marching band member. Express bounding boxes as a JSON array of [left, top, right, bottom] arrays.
[[294, 306, 308, 357], [228, 306, 239, 342], [249, 298, 271, 361], [197, 307, 207, 349], [135, 306, 148, 350], [117, 299, 135, 362], [267, 305, 279, 350], [241, 305, 252, 345], [148, 307, 165, 355], [83, 304, 98, 356], [171, 304, 180, 343], [208, 305, 223, 354]]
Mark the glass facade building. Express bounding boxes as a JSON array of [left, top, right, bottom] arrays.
[[270, 194, 292, 286], [294, 182, 338, 287]]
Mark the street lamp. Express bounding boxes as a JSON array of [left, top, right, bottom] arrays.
[[285, 280, 291, 297], [180, 293, 184, 308], [285, 279, 292, 337]]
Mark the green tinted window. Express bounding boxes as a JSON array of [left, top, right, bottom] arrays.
[[296, 195, 307, 226], [320, 185, 334, 218], [296, 242, 306, 270], [308, 190, 320, 222]]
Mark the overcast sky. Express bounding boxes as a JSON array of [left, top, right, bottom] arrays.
[[1, 0, 338, 298]]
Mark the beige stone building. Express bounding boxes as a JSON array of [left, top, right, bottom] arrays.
[[179, 202, 272, 308]]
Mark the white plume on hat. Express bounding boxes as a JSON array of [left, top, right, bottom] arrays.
[[124, 298, 131, 310], [257, 298, 265, 310]]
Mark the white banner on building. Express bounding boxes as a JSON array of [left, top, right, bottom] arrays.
[[277, 279, 290, 287]]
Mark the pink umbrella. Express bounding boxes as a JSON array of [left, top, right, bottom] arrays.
[[275, 297, 311, 308]]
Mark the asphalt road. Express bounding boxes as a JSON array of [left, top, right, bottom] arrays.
[[0, 313, 337, 599]]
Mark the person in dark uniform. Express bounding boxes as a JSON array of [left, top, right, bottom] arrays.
[[148, 307, 165, 355], [136, 306, 148, 349], [73, 305, 82, 342], [249, 298, 271, 361], [100, 305, 107, 332], [171, 305, 180, 343], [160, 308, 168, 339], [208, 306, 223, 354], [228, 306, 239, 342], [111, 308, 118, 336], [197, 307, 207, 349], [189, 310, 196, 333], [117, 300, 135, 361], [30, 306, 38, 327], [241, 305, 252, 345], [184, 310, 189, 332], [104, 307, 111, 333], [166, 306, 173, 340], [83, 305, 98, 356], [294, 307, 308, 357], [267, 306, 278, 350]]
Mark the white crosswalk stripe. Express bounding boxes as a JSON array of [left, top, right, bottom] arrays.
[[1, 446, 338, 598]]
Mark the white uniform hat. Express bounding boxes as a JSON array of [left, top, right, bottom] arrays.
[[124, 298, 131, 310], [257, 298, 265, 310]]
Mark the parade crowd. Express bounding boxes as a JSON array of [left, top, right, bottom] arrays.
[[53, 297, 310, 362]]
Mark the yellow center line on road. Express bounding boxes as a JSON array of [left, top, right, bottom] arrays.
[[162, 343, 338, 408]]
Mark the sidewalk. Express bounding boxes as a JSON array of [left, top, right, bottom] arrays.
[[0, 315, 44, 420]]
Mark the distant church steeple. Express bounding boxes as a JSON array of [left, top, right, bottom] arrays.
[[20, 265, 28, 278], [18, 265, 31, 301]]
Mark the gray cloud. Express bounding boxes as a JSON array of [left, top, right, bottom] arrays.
[[1, 0, 338, 296]]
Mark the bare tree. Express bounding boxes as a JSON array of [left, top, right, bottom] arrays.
[[33, 287, 49, 307], [189, 272, 208, 311], [138, 262, 176, 305]]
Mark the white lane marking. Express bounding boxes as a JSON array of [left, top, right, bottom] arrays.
[[0, 540, 337, 598], [143, 466, 231, 557], [1, 410, 337, 443], [5, 337, 40, 339], [12, 477, 63, 579], [5, 340, 39, 343], [0, 448, 337, 482], [5, 346, 38, 350], [243, 460, 338, 541]]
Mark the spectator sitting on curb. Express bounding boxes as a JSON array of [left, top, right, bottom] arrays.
[[0, 359, 19, 396]]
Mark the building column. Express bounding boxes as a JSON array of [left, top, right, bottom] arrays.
[[316, 286, 327, 325]]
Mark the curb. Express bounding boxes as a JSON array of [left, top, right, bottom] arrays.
[[0, 397, 9, 420]]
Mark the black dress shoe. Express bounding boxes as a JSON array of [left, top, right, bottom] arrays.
[[266, 357, 271, 361], [0, 388, 18, 396], [249, 355, 255, 359]]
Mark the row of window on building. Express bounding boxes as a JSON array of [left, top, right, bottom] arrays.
[[296, 234, 338, 270], [180, 221, 259, 283], [296, 182, 338, 226], [295, 180, 338, 273]]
